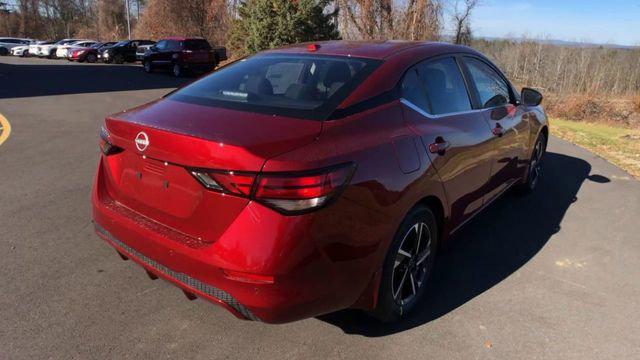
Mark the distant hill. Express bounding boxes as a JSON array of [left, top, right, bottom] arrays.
[[476, 36, 638, 50]]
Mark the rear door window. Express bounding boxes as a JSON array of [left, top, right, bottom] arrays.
[[400, 68, 430, 113], [416, 57, 472, 115], [463, 57, 511, 108]]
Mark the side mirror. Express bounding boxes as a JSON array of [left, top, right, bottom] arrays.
[[521, 87, 543, 106]]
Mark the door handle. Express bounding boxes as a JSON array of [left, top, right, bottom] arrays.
[[492, 123, 504, 137], [428, 137, 450, 155]]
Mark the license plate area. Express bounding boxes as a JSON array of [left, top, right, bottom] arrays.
[[119, 155, 202, 219]]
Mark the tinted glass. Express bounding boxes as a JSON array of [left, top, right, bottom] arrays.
[[155, 40, 167, 50], [183, 39, 211, 50], [464, 57, 511, 108], [401, 68, 430, 113], [417, 57, 471, 115], [167, 41, 180, 51], [169, 54, 381, 120]]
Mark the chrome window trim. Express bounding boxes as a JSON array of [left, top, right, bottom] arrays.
[[400, 98, 484, 119]]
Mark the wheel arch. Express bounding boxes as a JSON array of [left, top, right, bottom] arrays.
[[351, 193, 448, 311]]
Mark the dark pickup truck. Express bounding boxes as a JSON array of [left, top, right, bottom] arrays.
[[100, 39, 156, 64], [142, 37, 227, 77]]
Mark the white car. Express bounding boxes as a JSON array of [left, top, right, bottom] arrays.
[[0, 37, 31, 56], [56, 40, 97, 59], [11, 45, 30, 57], [29, 40, 50, 56], [38, 39, 83, 59]]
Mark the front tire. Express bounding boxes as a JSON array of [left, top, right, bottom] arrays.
[[372, 205, 438, 322], [113, 54, 124, 64], [0, 47, 9, 56], [143, 60, 153, 73], [515, 132, 547, 195], [172, 63, 183, 77], [86, 54, 97, 63]]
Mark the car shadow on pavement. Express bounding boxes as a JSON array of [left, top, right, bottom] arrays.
[[319, 151, 609, 336], [0, 61, 194, 99]]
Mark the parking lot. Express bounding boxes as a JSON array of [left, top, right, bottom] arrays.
[[1, 56, 640, 359]]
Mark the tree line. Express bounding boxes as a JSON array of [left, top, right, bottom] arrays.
[[1, 0, 638, 97]]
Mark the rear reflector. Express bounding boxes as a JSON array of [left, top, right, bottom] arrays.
[[223, 269, 275, 284], [190, 163, 356, 214]]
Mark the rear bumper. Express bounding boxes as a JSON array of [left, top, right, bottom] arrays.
[[91, 156, 380, 323], [94, 222, 260, 320]]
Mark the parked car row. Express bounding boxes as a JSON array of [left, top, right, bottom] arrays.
[[1, 36, 228, 77]]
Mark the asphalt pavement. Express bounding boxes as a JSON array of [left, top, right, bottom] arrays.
[[1, 56, 639, 359]]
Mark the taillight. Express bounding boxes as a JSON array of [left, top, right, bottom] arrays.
[[99, 125, 123, 156], [190, 170, 255, 196], [190, 163, 356, 215]]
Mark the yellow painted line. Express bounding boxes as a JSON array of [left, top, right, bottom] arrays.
[[0, 112, 11, 146]]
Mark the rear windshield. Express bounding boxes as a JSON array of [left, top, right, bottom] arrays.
[[168, 54, 382, 120], [183, 39, 211, 51]]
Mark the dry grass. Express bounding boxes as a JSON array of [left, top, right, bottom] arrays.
[[551, 118, 640, 178], [545, 94, 640, 128]]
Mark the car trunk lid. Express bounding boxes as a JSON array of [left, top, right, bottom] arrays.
[[101, 99, 321, 242]]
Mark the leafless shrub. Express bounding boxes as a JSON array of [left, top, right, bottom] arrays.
[[337, 0, 442, 41]]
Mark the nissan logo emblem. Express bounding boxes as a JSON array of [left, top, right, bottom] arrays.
[[135, 131, 149, 152]]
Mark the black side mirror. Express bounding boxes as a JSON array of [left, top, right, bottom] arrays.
[[521, 87, 543, 106]]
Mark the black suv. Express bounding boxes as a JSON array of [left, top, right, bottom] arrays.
[[100, 40, 155, 64], [142, 37, 227, 77]]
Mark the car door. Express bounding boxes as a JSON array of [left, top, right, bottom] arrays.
[[149, 40, 167, 65], [400, 56, 495, 229], [461, 56, 530, 202], [124, 41, 137, 61]]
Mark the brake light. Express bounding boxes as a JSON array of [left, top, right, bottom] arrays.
[[190, 163, 356, 214], [99, 125, 123, 156]]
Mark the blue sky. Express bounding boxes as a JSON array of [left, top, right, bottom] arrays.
[[467, 0, 640, 46]]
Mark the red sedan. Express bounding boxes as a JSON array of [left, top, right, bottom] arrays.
[[92, 41, 547, 323]]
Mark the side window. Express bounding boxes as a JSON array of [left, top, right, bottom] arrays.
[[155, 41, 167, 50], [417, 57, 472, 115], [167, 41, 180, 51], [464, 57, 511, 108], [400, 68, 430, 113]]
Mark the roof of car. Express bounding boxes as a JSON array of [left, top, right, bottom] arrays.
[[161, 37, 206, 41], [263, 40, 476, 60]]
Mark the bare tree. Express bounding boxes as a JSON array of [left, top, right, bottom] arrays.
[[337, 0, 442, 41], [452, 0, 477, 45]]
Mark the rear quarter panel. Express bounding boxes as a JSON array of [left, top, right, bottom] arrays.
[[262, 101, 448, 308]]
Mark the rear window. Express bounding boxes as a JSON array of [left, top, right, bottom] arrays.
[[168, 54, 382, 120], [183, 39, 211, 51]]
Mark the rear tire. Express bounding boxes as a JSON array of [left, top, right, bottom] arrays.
[[0, 47, 9, 56], [515, 132, 547, 195], [87, 54, 97, 63], [372, 205, 438, 322], [114, 54, 124, 64]]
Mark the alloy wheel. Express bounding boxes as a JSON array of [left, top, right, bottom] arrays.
[[529, 139, 544, 189], [391, 222, 432, 305], [173, 64, 181, 77]]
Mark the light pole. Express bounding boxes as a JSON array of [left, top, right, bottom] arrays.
[[125, 0, 131, 40]]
